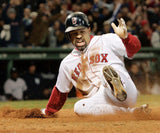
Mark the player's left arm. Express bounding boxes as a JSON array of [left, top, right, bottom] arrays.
[[111, 18, 141, 58], [43, 59, 73, 116], [45, 85, 68, 116]]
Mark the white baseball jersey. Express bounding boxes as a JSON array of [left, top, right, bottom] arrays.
[[56, 33, 129, 97], [4, 77, 27, 100]]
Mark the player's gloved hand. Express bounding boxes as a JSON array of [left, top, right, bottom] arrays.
[[41, 108, 46, 115], [41, 108, 55, 117], [111, 18, 128, 39]]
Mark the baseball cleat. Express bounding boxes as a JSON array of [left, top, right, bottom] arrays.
[[103, 66, 127, 101], [133, 104, 151, 114]]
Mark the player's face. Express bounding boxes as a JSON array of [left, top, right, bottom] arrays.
[[69, 28, 91, 51]]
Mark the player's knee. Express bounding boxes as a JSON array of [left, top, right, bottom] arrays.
[[74, 100, 82, 115], [127, 89, 138, 107], [74, 100, 87, 115]]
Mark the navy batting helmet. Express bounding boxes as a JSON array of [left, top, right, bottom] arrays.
[[65, 12, 90, 34]]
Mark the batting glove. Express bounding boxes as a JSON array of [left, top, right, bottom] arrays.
[[41, 108, 46, 115], [111, 18, 128, 39]]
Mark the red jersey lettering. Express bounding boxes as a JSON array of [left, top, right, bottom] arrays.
[[101, 54, 108, 63], [72, 63, 81, 82], [90, 56, 94, 64], [72, 73, 78, 81], [77, 63, 81, 71], [95, 54, 100, 63], [74, 67, 80, 76], [89, 53, 108, 64]]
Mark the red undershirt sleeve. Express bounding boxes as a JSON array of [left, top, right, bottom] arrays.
[[45, 86, 68, 116], [122, 33, 141, 58]]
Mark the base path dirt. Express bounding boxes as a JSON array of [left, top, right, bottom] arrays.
[[0, 107, 160, 133]]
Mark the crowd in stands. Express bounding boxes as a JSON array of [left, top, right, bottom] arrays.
[[0, 0, 160, 48], [127, 60, 160, 95], [1, 60, 160, 101], [1, 62, 56, 101], [0, 0, 160, 101]]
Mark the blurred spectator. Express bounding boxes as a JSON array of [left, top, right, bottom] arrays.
[[0, 0, 159, 47], [22, 62, 45, 99], [3, 67, 27, 101], [0, 6, 3, 20], [21, 7, 31, 46], [0, 24, 10, 46], [151, 22, 160, 47], [81, 1, 92, 15], [138, 20, 152, 47], [51, 0, 61, 15], [147, 3, 160, 28], [40, 64, 55, 99], [128, 62, 145, 94], [22, 11, 38, 47], [92, 0, 114, 12], [150, 72, 160, 95], [91, 8, 104, 34], [38, 3, 46, 14], [46, 0, 55, 15], [30, 11, 38, 21], [71, 3, 81, 12], [102, 20, 111, 34], [22, 8, 31, 27], [1, 0, 23, 47], [49, 10, 69, 48], [0, 62, 7, 101], [22, 0, 40, 11], [120, 6, 130, 20], [126, 18, 136, 35], [48, 23, 57, 48], [107, 0, 122, 24], [140, 61, 152, 94], [87, 14, 96, 34], [48, 20, 64, 47], [101, 7, 112, 21], [132, 15, 142, 36], [28, 13, 49, 47], [60, 1, 72, 15]]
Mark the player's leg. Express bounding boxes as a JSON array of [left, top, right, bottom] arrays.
[[74, 66, 137, 116], [102, 66, 127, 102], [74, 85, 128, 116], [102, 65, 138, 108]]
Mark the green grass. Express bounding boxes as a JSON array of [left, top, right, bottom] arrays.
[[136, 94, 160, 107], [0, 95, 159, 109], [0, 98, 79, 109]]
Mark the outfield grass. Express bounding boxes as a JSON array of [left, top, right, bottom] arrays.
[[136, 94, 160, 107], [0, 98, 79, 109], [0, 95, 159, 109]]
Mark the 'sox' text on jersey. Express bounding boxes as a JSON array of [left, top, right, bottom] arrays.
[[90, 53, 108, 64], [71, 53, 108, 82]]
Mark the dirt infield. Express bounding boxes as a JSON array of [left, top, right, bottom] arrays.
[[0, 106, 160, 133]]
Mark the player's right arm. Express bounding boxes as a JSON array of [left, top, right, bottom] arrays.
[[111, 18, 141, 58], [45, 86, 68, 115], [45, 59, 73, 116]]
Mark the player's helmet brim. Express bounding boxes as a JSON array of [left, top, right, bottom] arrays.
[[65, 26, 86, 33]]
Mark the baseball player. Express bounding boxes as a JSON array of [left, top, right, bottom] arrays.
[[42, 12, 148, 116]]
